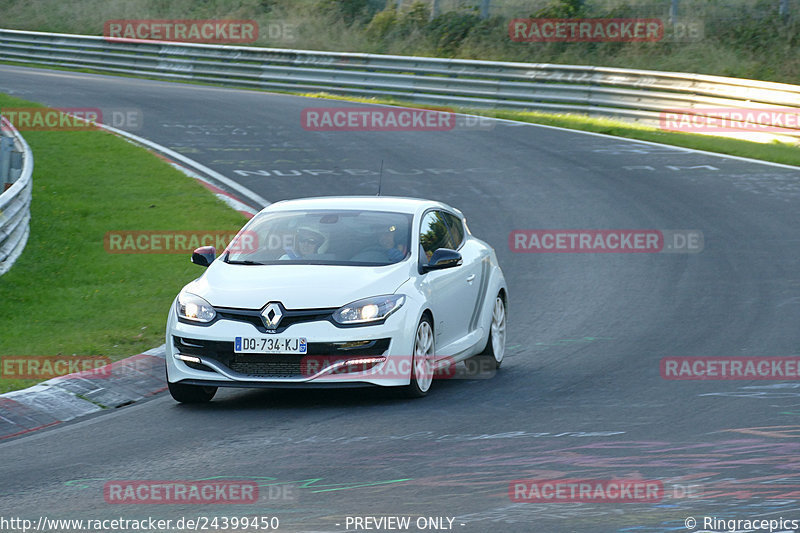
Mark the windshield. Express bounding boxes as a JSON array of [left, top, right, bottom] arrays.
[[224, 209, 413, 266]]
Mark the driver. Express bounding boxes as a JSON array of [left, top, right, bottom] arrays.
[[280, 226, 327, 260]]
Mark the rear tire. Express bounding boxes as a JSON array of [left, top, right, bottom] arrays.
[[168, 380, 217, 403], [477, 293, 506, 369], [403, 315, 435, 398]]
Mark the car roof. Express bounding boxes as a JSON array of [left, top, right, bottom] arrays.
[[262, 196, 462, 217]]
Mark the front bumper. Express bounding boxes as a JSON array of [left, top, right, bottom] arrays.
[[166, 303, 415, 388]]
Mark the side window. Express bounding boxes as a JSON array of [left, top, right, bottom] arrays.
[[419, 211, 454, 265], [442, 212, 465, 249]]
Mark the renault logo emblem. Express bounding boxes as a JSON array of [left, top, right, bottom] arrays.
[[261, 302, 283, 330]]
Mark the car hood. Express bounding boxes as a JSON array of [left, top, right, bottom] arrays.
[[185, 261, 413, 309]]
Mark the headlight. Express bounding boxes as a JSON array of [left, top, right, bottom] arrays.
[[177, 292, 216, 323], [333, 295, 405, 325]]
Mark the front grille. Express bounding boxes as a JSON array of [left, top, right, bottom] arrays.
[[173, 336, 391, 378], [229, 355, 303, 378], [215, 307, 336, 334]]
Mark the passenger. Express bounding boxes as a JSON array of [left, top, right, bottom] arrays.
[[377, 225, 406, 262]]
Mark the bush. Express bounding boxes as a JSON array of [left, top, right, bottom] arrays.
[[425, 11, 483, 56], [317, 0, 375, 25], [365, 7, 398, 41], [532, 0, 587, 18]]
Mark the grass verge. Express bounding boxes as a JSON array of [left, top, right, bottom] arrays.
[[0, 93, 248, 394]]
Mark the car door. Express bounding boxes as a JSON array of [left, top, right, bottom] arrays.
[[441, 211, 485, 335], [418, 210, 470, 352]]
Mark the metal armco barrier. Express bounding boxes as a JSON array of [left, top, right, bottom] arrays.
[[2, 29, 800, 142], [0, 114, 33, 277], [0, 30, 800, 142], [2, 28, 800, 142]]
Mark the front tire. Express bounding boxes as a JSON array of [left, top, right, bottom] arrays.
[[168, 380, 217, 403], [404, 315, 435, 398]]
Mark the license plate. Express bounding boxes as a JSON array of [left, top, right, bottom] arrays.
[[234, 337, 307, 354]]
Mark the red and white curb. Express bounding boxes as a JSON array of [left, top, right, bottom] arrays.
[[98, 121, 270, 212], [162, 157, 257, 219], [0, 346, 167, 440]]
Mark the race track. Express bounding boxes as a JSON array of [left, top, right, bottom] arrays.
[[1, 65, 800, 532]]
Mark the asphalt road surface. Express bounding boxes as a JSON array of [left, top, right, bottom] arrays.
[[1, 65, 800, 533]]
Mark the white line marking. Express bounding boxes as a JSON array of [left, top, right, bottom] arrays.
[[97, 122, 271, 208]]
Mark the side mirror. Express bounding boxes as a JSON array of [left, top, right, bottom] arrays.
[[422, 248, 462, 272], [191, 246, 216, 267]]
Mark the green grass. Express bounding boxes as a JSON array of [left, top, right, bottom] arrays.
[[0, 94, 248, 394]]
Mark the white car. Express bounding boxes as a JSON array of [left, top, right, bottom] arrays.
[[165, 196, 507, 402]]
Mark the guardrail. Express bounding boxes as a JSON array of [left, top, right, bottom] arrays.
[[1, 28, 799, 144], [0, 113, 32, 277]]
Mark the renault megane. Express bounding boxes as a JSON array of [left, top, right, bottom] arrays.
[[165, 196, 507, 402]]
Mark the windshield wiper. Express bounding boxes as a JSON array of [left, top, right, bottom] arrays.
[[225, 260, 267, 265]]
